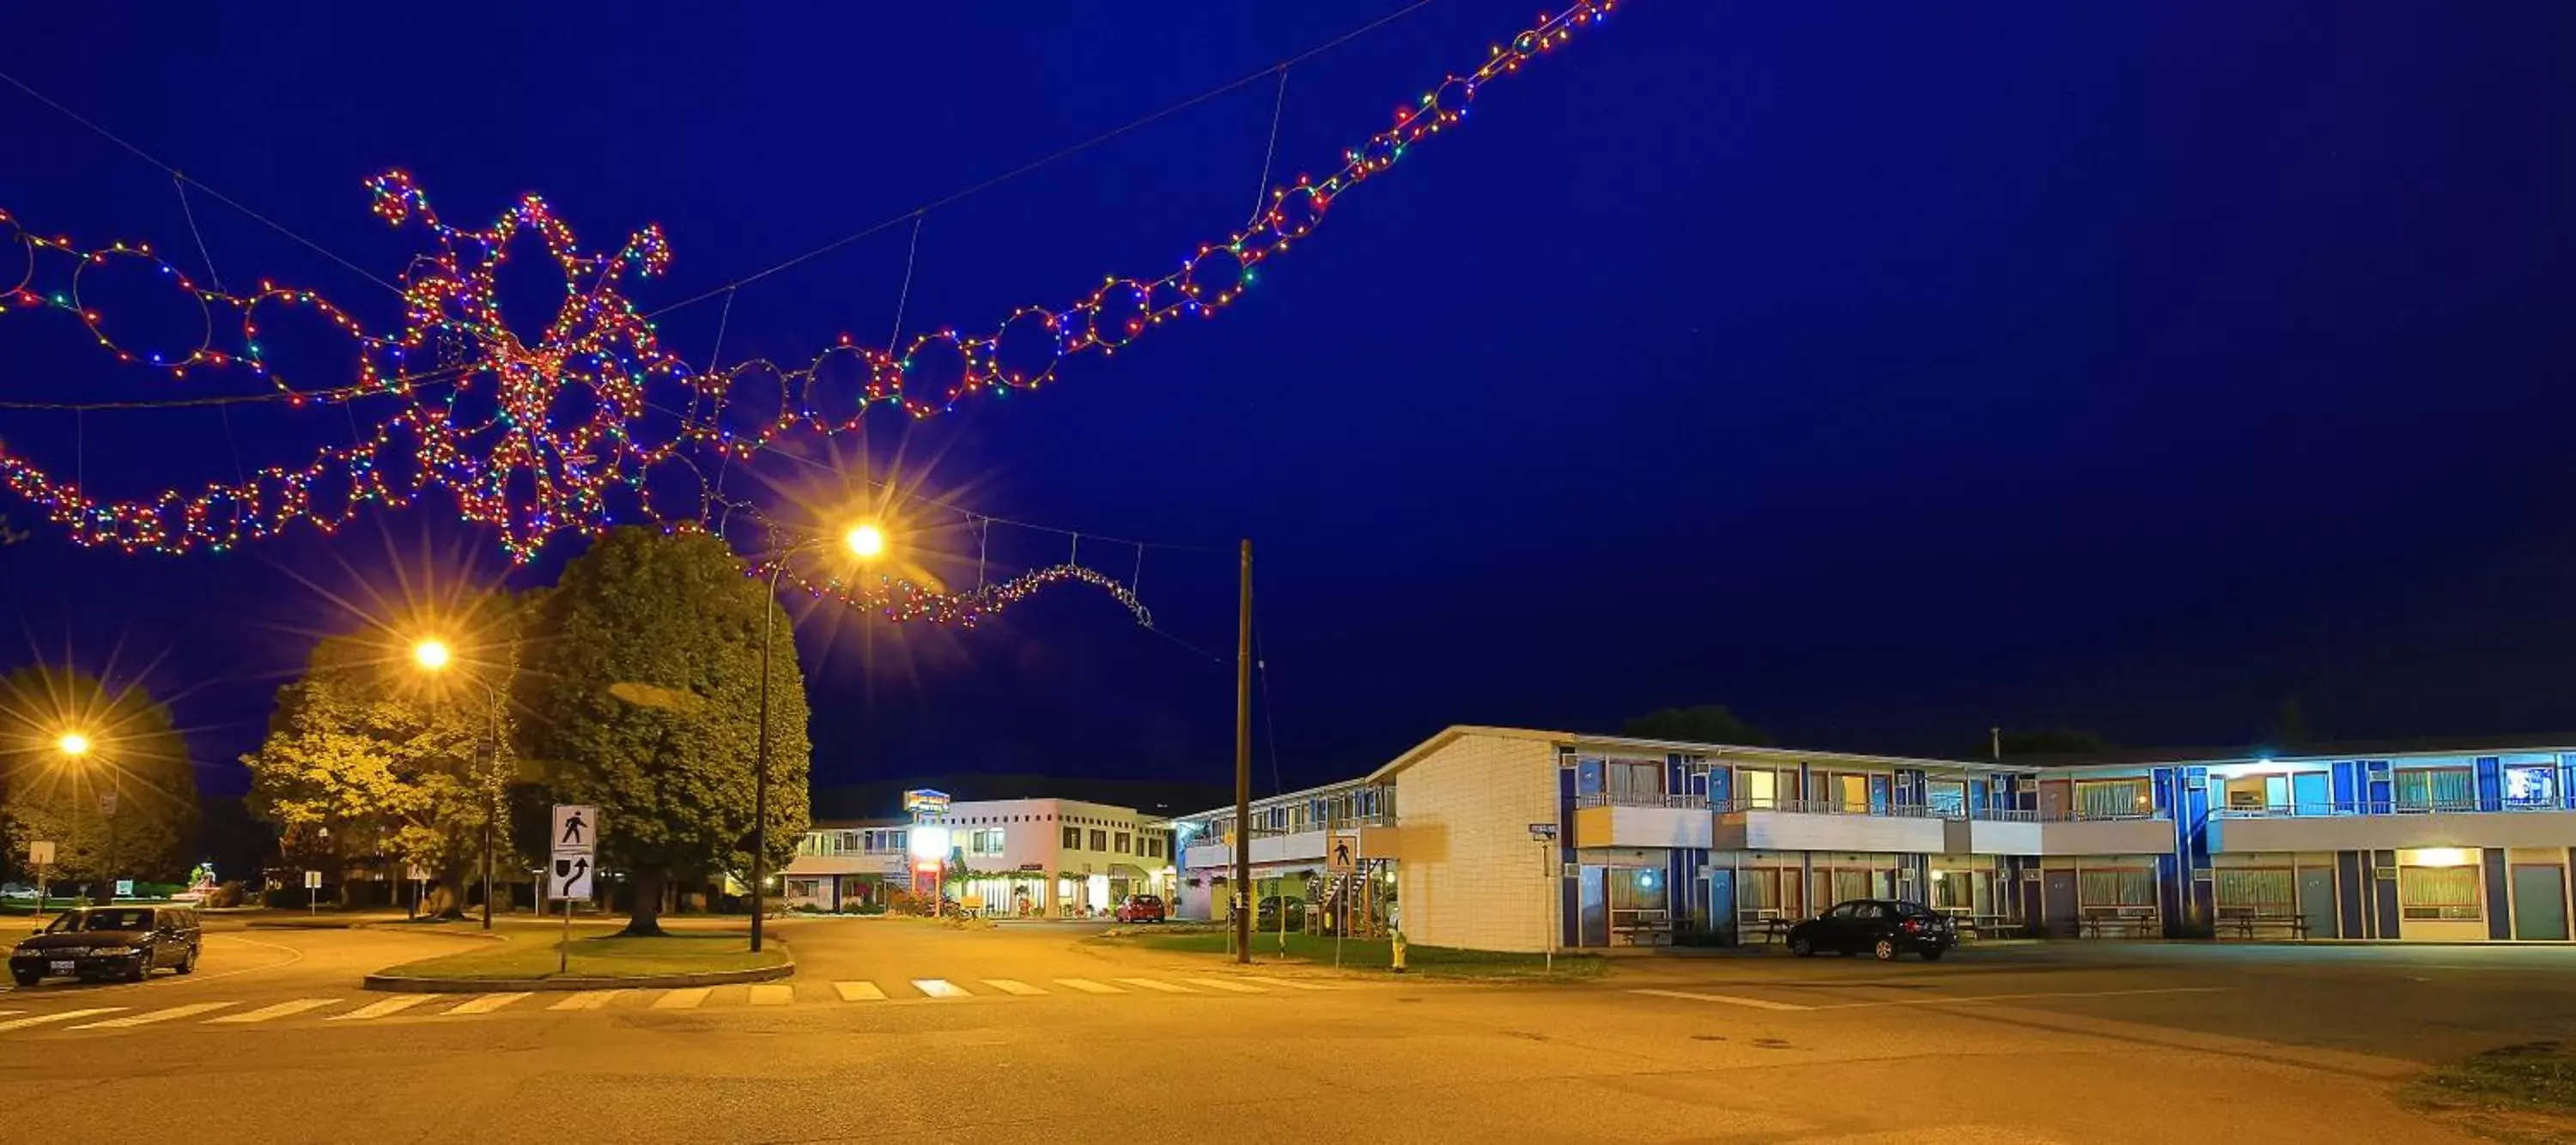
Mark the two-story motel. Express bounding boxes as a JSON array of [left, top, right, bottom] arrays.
[[784, 796, 1176, 917], [1173, 725, 2576, 950]]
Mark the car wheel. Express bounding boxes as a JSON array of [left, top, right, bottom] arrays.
[[176, 946, 197, 975], [1788, 934, 1814, 957], [126, 951, 152, 982], [1872, 938, 1898, 961], [9, 970, 38, 987], [1920, 945, 1945, 962]]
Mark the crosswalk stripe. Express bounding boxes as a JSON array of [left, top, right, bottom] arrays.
[[1183, 978, 1267, 994], [911, 978, 969, 999], [210, 999, 337, 1024], [1114, 978, 1195, 993], [548, 990, 623, 1012], [76, 1003, 238, 1028], [0, 1008, 125, 1032], [1242, 976, 1334, 991], [443, 992, 531, 1016], [748, 984, 793, 1006], [1630, 988, 1812, 1012], [1054, 978, 1124, 994], [833, 981, 886, 1002], [651, 987, 710, 1010], [980, 978, 1047, 996], [332, 996, 436, 1021]]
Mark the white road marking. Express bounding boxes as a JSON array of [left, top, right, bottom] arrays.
[[833, 981, 886, 1002], [0, 1008, 126, 1031], [1808, 985, 2231, 1010], [443, 991, 531, 1015], [650, 988, 710, 1010], [1631, 989, 1813, 1012], [747, 984, 793, 1006], [74, 1002, 238, 1028], [1184, 978, 1267, 994], [1113, 978, 1194, 993], [547, 990, 624, 1011], [981, 978, 1047, 996], [1242, 977, 1333, 991], [333, 996, 436, 1021], [911, 978, 969, 999], [209, 999, 337, 1024], [1054, 978, 1124, 994]]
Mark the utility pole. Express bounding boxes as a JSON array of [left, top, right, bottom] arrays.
[[1233, 538, 1253, 965]]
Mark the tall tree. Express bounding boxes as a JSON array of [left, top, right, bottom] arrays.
[[0, 666, 198, 899], [1620, 704, 1773, 747], [1982, 728, 2112, 760], [241, 610, 522, 917], [519, 527, 811, 936]]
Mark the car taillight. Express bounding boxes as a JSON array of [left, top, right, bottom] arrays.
[[1901, 920, 1921, 933]]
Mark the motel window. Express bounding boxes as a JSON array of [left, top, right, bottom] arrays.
[[1115, 832, 1131, 854], [2505, 763, 2558, 808], [2077, 868, 2156, 907], [1926, 780, 1967, 819], [1091, 829, 1109, 851], [2215, 868, 2293, 915], [2395, 767, 2476, 812], [1735, 868, 1801, 921], [2073, 778, 2152, 821], [1830, 868, 1872, 904], [1606, 760, 1662, 803], [969, 830, 1004, 857], [1061, 826, 1081, 849], [1836, 775, 1869, 814], [1740, 770, 1778, 809], [2398, 864, 2482, 921]]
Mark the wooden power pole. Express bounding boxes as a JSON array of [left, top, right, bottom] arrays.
[[1234, 538, 1254, 965]]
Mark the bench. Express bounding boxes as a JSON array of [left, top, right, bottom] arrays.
[[2217, 912, 2311, 941], [2079, 909, 2160, 938], [1739, 917, 1794, 945]]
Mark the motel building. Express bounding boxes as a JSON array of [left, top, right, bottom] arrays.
[[782, 795, 1176, 918], [1173, 725, 2576, 951]]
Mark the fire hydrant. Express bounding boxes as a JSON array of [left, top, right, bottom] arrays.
[[1390, 927, 1408, 973]]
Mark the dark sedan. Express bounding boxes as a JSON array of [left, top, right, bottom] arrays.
[[1785, 899, 1957, 960], [9, 906, 202, 984]]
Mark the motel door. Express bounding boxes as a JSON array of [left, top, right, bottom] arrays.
[[2512, 865, 2570, 941], [2296, 867, 2338, 940], [2042, 870, 2078, 937]]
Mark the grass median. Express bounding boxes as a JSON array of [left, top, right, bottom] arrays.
[[377, 922, 788, 982], [2401, 1041, 2576, 1145], [1105, 930, 1604, 980]]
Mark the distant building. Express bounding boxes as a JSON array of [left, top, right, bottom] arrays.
[[1173, 724, 2576, 951], [781, 797, 1174, 917]]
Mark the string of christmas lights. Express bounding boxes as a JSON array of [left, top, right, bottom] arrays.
[[753, 554, 1152, 630], [0, 1, 1622, 564]]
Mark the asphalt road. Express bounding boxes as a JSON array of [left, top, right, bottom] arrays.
[[3, 917, 2565, 1143]]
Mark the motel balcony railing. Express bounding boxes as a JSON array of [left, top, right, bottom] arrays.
[[1711, 797, 1938, 817], [1576, 791, 1708, 810], [2209, 797, 2572, 819]]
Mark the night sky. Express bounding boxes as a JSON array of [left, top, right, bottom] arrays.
[[3, 3, 2573, 805]]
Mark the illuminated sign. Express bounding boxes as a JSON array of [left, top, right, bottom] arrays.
[[903, 789, 952, 815]]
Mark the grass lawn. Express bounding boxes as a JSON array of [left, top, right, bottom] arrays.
[[378, 923, 787, 981], [2402, 1041, 2576, 1144], [1112, 930, 1605, 979]]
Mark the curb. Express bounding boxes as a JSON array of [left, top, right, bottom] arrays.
[[361, 954, 794, 993]]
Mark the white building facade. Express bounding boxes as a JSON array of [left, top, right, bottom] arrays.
[[783, 797, 1176, 918]]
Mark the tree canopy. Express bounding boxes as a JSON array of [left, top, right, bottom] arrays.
[[519, 526, 811, 935], [1982, 728, 2113, 760], [1620, 704, 1772, 747], [0, 665, 198, 895]]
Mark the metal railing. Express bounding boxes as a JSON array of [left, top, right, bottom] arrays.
[[1713, 797, 1937, 817], [2210, 797, 2573, 819], [1574, 791, 1707, 810]]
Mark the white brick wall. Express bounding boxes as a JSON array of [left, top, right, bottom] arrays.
[[1394, 733, 1559, 953]]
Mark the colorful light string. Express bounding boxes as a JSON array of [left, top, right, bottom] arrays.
[[0, 1, 1622, 569]]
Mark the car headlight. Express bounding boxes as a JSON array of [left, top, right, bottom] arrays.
[[89, 945, 135, 956]]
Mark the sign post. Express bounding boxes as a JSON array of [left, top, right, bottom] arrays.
[[1528, 823, 1559, 974], [27, 840, 54, 914], [303, 869, 323, 915], [1327, 832, 1359, 968], [550, 805, 600, 974]]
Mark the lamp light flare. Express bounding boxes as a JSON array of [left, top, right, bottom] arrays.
[[844, 523, 887, 560], [55, 731, 93, 757], [412, 639, 453, 671]]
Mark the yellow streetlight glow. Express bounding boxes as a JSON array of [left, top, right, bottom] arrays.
[[844, 523, 887, 560], [412, 639, 453, 672], [56, 731, 93, 757]]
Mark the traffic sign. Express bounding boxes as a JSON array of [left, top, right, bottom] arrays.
[[98, 790, 118, 816], [26, 839, 54, 866], [303, 870, 323, 889], [1327, 832, 1359, 874], [551, 805, 599, 854], [549, 853, 595, 900], [1528, 822, 1558, 842], [115, 879, 134, 898]]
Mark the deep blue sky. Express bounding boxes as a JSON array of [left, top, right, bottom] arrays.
[[4, 3, 2573, 803]]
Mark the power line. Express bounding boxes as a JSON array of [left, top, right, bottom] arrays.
[[647, 0, 1443, 318]]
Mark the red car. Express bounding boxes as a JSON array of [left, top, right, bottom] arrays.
[[1115, 894, 1167, 924]]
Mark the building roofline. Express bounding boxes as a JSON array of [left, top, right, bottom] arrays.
[[1361, 725, 1991, 785], [2014, 736, 2576, 771]]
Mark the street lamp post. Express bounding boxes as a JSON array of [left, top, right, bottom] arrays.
[[416, 639, 506, 930], [751, 522, 885, 954], [55, 732, 116, 903]]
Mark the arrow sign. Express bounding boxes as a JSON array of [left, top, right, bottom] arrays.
[[550, 854, 594, 900]]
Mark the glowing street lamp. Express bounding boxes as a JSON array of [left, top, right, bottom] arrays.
[[843, 523, 887, 560], [413, 635, 501, 930], [55, 731, 92, 758], [412, 639, 453, 672]]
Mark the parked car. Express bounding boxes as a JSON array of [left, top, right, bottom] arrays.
[[1115, 894, 1167, 924], [9, 905, 203, 984], [1785, 899, 1957, 960]]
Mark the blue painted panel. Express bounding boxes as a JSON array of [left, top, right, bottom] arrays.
[[1709, 869, 1736, 944], [1868, 774, 1893, 814], [2372, 850, 2402, 937], [1707, 767, 1730, 804], [1558, 766, 1579, 946], [2476, 758, 2503, 813], [1668, 754, 1686, 796], [2332, 761, 2356, 809], [2366, 760, 2392, 815], [2336, 851, 2368, 938], [2153, 767, 2174, 814], [1970, 778, 1990, 813], [2484, 849, 2513, 941], [1577, 759, 1604, 797]]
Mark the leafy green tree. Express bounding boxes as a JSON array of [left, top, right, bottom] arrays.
[[241, 611, 523, 917], [519, 526, 811, 936], [1620, 704, 1773, 747], [1982, 728, 2111, 760], [0, 666, 198, 900]]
